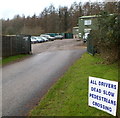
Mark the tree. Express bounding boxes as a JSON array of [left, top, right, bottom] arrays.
[[2, 1, 119, 35]]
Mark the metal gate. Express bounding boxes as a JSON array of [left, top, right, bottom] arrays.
[[87, 34, 95, 55]]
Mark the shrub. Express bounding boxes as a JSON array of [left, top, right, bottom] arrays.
[[91, 11, 120, 64]]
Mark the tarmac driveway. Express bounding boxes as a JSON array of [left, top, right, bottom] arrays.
[[2, 39, 86, 116]]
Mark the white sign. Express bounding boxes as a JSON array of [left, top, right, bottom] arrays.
[[88, 76, 118, 116]]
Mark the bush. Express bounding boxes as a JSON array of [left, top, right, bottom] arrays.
[[91, 11, 120, 64]]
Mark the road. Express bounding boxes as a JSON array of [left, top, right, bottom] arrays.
[[2, 39, 86, 116]]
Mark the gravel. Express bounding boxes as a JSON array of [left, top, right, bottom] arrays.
[[32, 39, 86, 54]]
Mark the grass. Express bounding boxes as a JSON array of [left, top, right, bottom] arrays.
[[0, 54, 30, 65], [30, 53, 119, 117]]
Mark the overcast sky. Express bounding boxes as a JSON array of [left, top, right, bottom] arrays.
[[0, 0, 106, 20]]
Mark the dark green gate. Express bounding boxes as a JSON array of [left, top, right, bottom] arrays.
[[87, 35, 95, 55]]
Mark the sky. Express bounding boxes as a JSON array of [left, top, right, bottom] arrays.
[[0, 0, 107, 20]]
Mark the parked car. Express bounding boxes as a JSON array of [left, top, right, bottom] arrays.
[[40, 34, 55, 41], [31, 36, 38, 44], [40, 36, 49, 42], [36, 36, 44, 43], [55, 35, 63, 39]]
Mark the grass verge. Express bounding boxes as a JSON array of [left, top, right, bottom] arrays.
[[0, 54, 30, 65], [30, 53, 119, 117]]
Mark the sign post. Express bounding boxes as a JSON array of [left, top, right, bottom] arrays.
[[88, 76, 118, 116]]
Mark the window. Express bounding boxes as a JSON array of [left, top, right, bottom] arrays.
[[84, 20, 92, 25], [84, 28, 91, 33], [76, 29, 79, 31]]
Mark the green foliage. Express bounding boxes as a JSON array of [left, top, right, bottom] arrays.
[[98, 11, 119, 45], [91, 11, 119, 63]]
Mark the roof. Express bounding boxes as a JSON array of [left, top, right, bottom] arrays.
[[79, 14, 114, 19], [80, 15, 98, 19], [3, 35, 17, 36], [73, 27, 79, 29]]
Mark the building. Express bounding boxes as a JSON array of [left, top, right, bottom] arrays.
[[72, 27, 79, 39], [78, 15, 99, 40]]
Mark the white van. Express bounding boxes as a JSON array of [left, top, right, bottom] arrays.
[[83, 33, 89, 42]]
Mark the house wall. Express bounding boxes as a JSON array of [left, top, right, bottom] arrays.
[[73, 27, 79, 39], [79, 17, 98, 38]]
